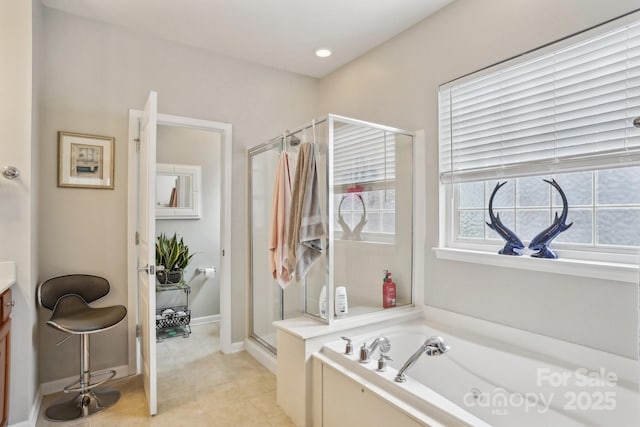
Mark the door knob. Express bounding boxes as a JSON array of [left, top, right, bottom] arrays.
[[138, 264, 158, 274]]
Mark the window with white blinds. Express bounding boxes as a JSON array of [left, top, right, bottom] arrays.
[[332, 123, 398, 239], [439, 13, 640, 262], [333, 124, 395, 189], [439, 19, 640, 184]]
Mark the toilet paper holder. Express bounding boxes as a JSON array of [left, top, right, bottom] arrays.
[[195, 267, 216, 278]]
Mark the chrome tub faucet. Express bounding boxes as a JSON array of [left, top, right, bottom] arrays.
[[359, 336, 391, 364]]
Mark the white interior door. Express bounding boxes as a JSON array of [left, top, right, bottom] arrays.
[[137, 91, 158, 415]]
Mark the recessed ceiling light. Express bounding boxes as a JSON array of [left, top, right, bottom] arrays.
[[315, 48, 332, 58]]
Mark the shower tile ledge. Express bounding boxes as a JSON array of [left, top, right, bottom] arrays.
[[0, 261, 16, 293]]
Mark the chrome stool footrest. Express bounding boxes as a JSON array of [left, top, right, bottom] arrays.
[[44, 387, 121, 421], [63, 369, 117, 393]]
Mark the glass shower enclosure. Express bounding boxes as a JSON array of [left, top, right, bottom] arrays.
[[248, 114, 414, 354]]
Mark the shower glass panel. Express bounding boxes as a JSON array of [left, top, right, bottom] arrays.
[[248, 141, 304, 353], [300, 124, 329, 319], [319, 117, 414, 320]]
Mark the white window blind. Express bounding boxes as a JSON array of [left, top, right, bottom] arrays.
[[440, 20, 640, 183], [333, 124, 395, 188]]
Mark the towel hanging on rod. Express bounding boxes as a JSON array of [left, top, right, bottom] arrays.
[[285, 124, 325, 282], [269, 150, 293, 288]]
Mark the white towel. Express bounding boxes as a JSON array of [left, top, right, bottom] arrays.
[[269, 152, 293, 288], [286, 142, 324, 281]]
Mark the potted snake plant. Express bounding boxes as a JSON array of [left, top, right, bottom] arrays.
[[155, 232, 194, 285]]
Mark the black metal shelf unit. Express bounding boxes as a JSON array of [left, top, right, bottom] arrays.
[[155, 283, 191, 342]]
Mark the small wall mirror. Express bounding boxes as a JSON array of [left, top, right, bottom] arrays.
[[156, 163, 202, 219]]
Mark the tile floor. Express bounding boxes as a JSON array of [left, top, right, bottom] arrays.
[[37, 323, 294, 426]]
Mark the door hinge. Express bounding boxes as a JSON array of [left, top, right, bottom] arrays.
[[135, 231, 140, 245], [134, 138, 141, 152], [136, 324, 141, 338]]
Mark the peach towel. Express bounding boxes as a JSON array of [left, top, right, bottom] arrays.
[[269, 152, 293, 288]]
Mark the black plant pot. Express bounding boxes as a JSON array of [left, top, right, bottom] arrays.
[[156, 269, 183, 285]]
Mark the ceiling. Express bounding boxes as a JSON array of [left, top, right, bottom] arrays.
[[41, 0, 453, 78]]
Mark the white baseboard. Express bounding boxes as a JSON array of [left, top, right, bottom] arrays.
[[8, 420, 34, 427], [245, 338, 277, 374], [190, 314, 220, 326], [39, 364, 130, 396], [230, 341, 245, 353], [8, 388, 42, 427], [28, 389, 42, 427]]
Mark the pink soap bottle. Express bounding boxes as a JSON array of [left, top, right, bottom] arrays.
[[382, 270, 396, 308]]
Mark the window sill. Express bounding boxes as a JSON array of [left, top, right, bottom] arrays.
[[433, 247, 639, 284]]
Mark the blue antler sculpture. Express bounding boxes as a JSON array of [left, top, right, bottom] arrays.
[[486, 182, 524, 256], [528, 179, 573, 259]]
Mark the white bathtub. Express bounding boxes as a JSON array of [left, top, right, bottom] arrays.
[[318, 319, 640, 427]]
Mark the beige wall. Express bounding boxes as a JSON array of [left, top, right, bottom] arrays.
[[0, 0, 38, 423], [37, 8, 318, 383], [318, 0, 640, 358]]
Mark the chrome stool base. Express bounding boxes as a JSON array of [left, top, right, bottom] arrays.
[[44, 387, 120, 421]]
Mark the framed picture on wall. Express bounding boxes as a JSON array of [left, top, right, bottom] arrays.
[[58, 131, 115, 189]]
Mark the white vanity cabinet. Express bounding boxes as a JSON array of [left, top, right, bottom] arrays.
[[320, 363, 423, 427]]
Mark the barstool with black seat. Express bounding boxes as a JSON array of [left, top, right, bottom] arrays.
[[38, 274, 127, 421]]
